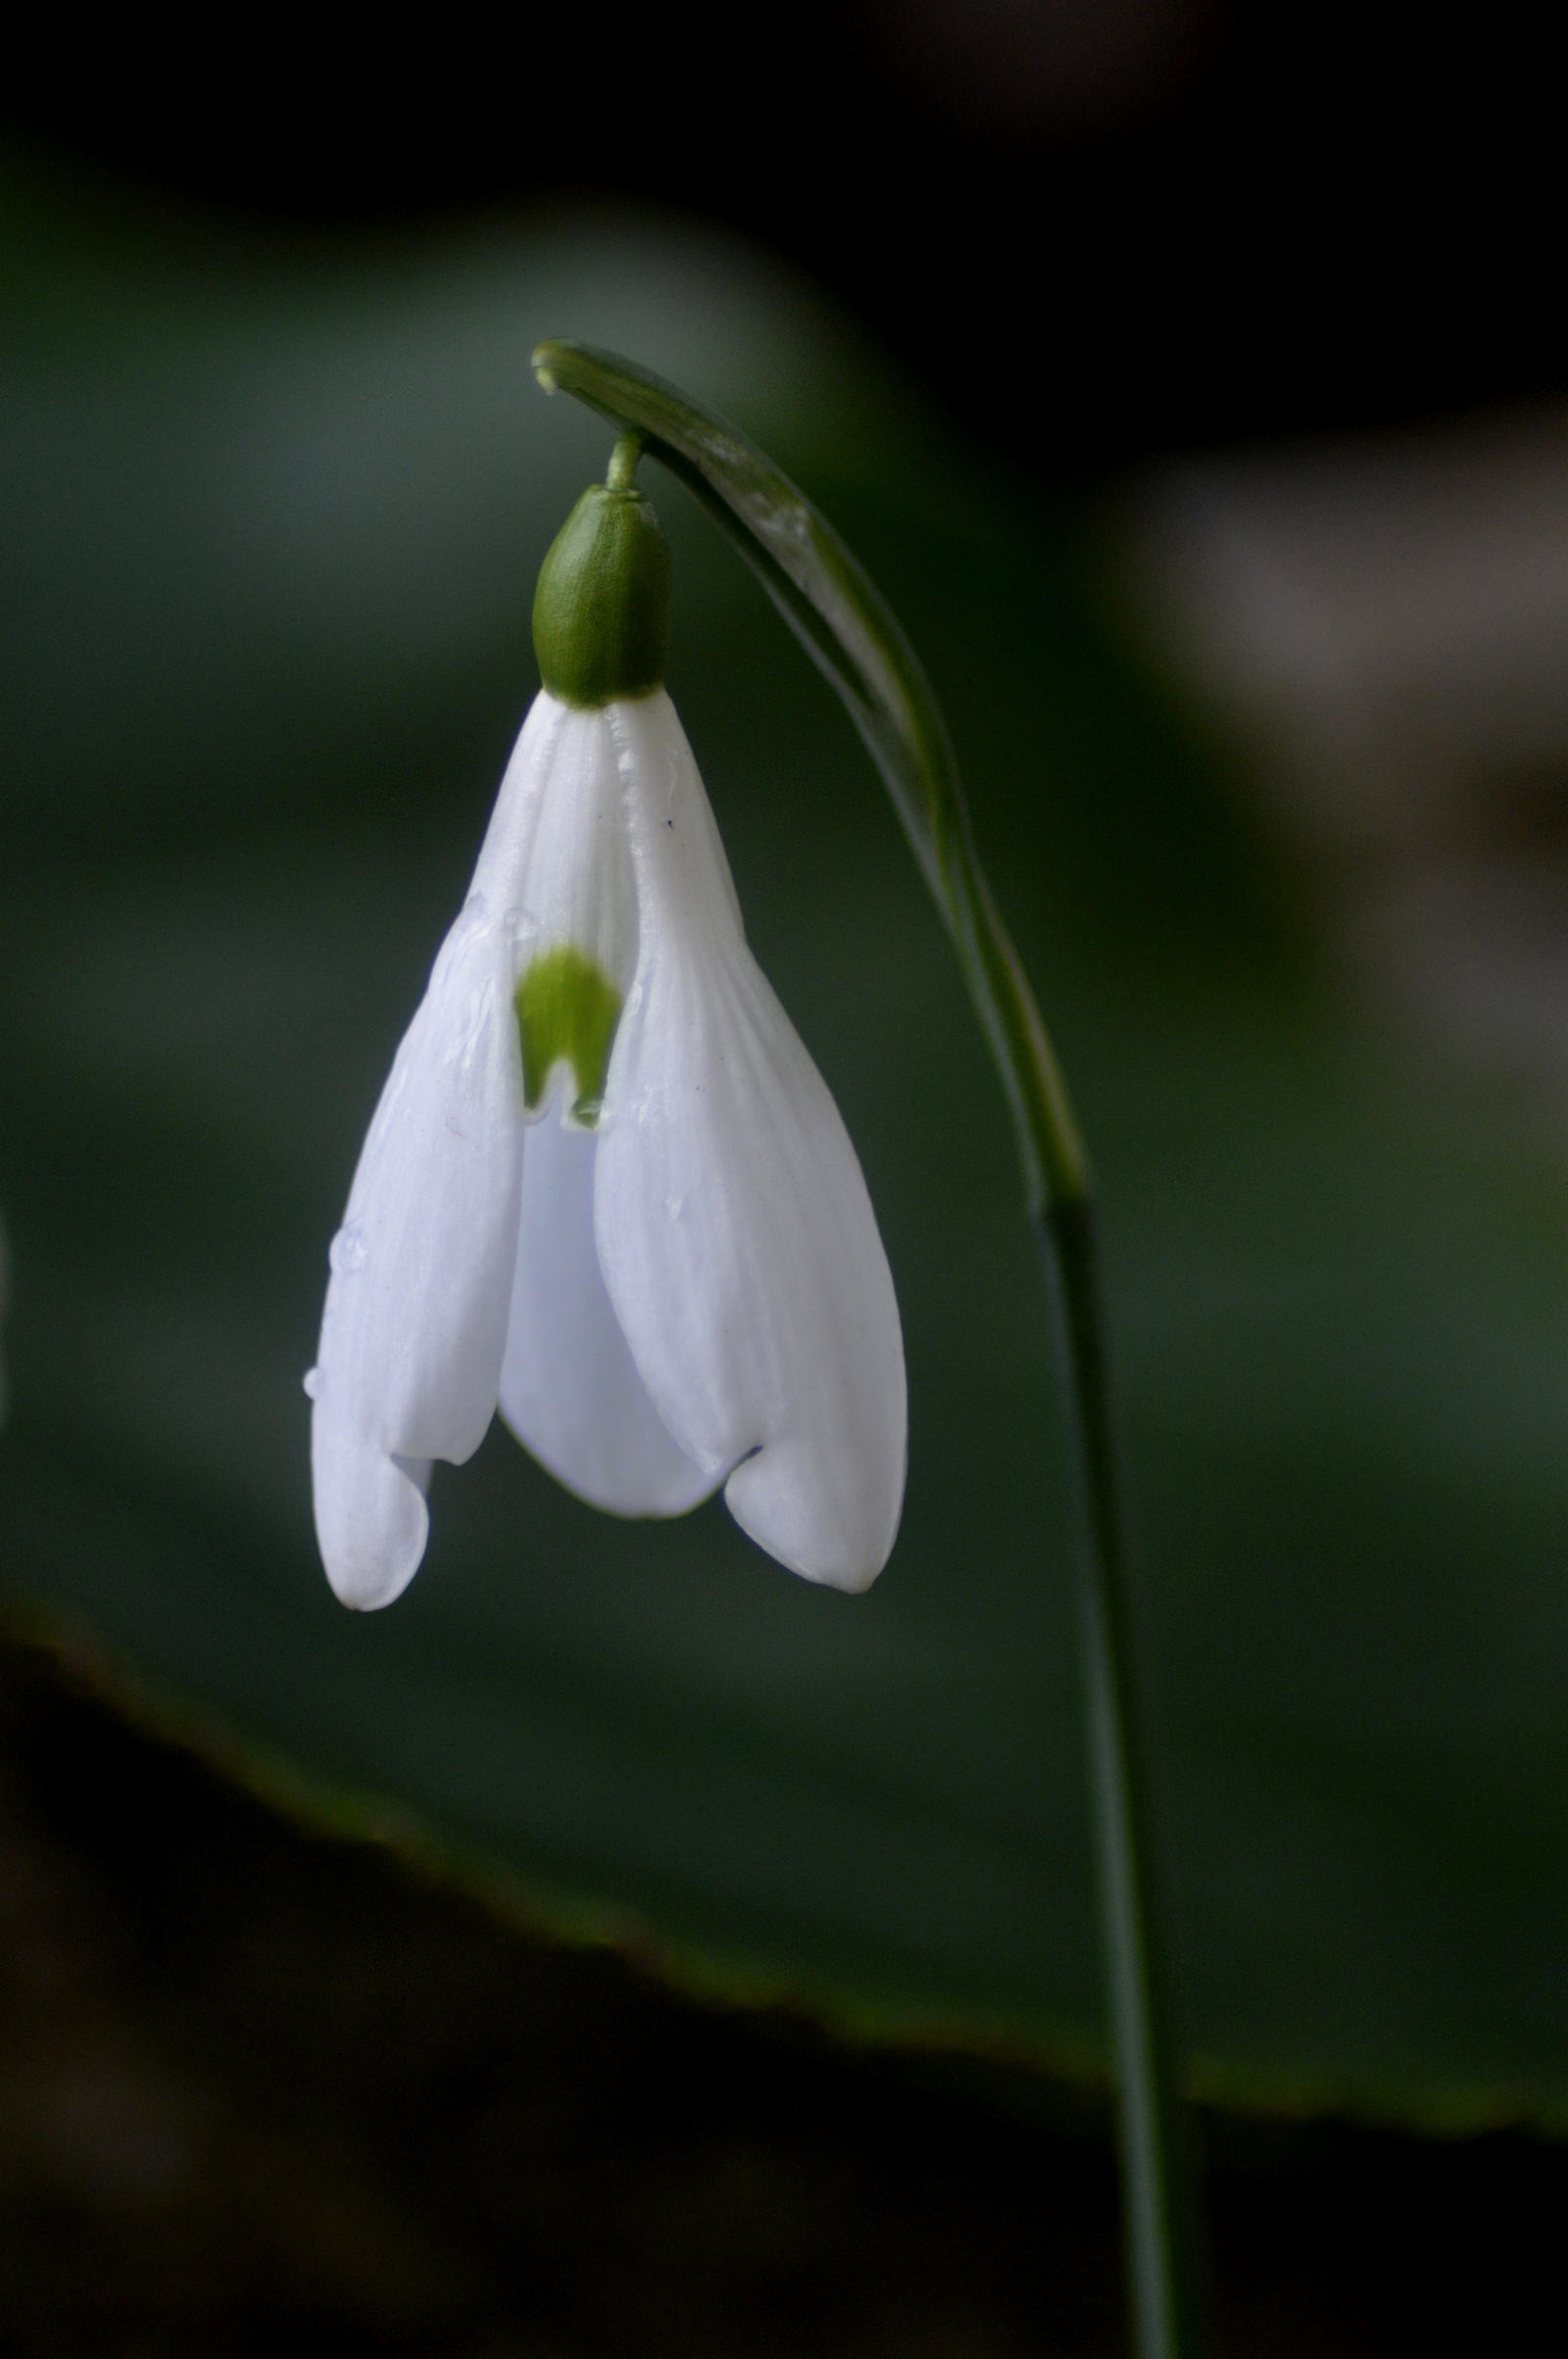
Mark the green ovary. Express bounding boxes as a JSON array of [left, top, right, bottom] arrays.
[[515, 946, 623, 1126]]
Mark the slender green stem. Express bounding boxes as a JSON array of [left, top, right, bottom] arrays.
[[1044, 1198, 1207, 2359], [531, 340, 1208, 2358], [606, 430, 644, 491]]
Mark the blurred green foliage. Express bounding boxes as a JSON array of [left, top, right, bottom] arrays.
[[4, 153, 1568, 2130]]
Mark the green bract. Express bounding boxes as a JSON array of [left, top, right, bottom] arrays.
[[531, 479, 671, 707]]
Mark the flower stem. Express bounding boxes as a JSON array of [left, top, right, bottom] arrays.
[[606, 430, 644, 491], [531, 340, 1210, 2358], [1043, 1195, 1207, 2359]]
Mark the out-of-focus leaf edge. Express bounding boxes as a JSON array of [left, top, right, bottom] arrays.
[[4, 1590, 1557, 2141]]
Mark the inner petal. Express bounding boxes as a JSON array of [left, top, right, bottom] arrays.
[[515, 945, 622, 1126], [497, 1097, 716, 1517], [508, 700, 639, 994], [503, 699, 642, 1129]]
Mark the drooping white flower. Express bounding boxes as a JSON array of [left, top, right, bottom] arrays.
[[309, 454, 906, 1609]]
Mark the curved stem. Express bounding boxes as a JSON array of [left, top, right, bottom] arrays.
[[532, 339, 1208, 2358]]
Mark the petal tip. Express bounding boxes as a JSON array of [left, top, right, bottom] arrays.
[[723, 1444, 902, 1594], [313, 1418, 432, 1612]]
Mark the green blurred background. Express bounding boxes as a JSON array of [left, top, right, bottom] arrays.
[[3, 7, 1566, 2347]]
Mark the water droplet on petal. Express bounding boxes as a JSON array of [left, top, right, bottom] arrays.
[[329, 1221, 367, 1275], [303, 1366, 322, 1401]]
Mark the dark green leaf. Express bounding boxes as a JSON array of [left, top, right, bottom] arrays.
[[4, 160, 1568, 2132]]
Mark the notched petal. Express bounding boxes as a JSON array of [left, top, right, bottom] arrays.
[[498, 1103, 715, 1517]]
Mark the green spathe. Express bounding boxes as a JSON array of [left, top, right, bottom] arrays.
[[515, 945, 622, 1126], [532, 474, 671, 708]]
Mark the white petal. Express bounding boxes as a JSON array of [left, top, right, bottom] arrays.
[[480, 695, 639, 1001], [497, 1094, 715, 1516], [492, 694, 709, 1513], [309, 1430, 431, 1612], [467, 689, 568, 911], [592, 694, 906, 1590], [310, 887, 524, 1608]]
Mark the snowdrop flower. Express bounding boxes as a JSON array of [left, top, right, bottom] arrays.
[[309, 445, 905, 1610]]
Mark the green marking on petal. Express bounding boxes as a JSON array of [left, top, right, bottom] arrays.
[[515, 946, 623, 1127]]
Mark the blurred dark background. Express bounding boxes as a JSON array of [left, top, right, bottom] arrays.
[[5, 0, 1561, 466], [4, 6, 1567, 2352]]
